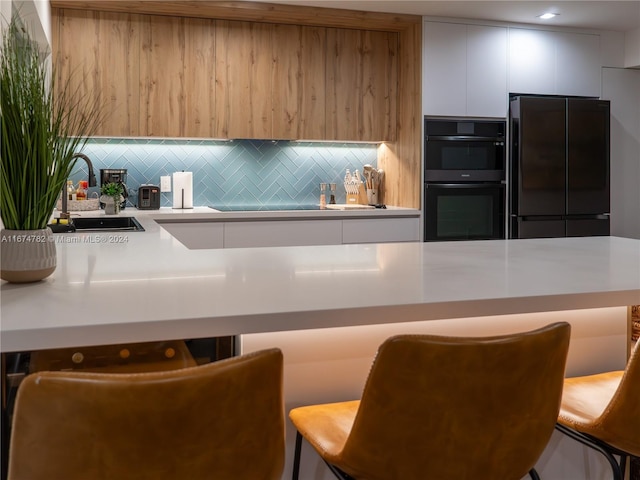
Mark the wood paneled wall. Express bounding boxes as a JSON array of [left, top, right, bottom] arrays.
[[51, 1, 419, 31], [378, 21, 422, 209], [51, 1, 422, 209]]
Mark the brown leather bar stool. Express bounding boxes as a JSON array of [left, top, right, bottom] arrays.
[[556, 342, 640, 480], [8, 348, 285, 480], [290, 322, 571, 480], [2, 341, 197, 480]]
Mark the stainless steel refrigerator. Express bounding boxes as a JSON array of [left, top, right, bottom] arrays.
[[509, 95, 610, 239]]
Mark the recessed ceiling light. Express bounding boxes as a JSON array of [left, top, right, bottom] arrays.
[[538, 12, 559, 20]]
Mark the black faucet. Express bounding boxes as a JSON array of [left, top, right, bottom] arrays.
[[60, 153, 97, 219]]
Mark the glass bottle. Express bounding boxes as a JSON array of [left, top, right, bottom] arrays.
[[76, 180, 88, 200], [319, 183, 327, 208], [67, 180, 76, 201], [329, 183, 337, 204]]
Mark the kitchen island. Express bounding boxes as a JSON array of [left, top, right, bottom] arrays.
[[1, 209, 638, 352], [2, 210, 639, 479]]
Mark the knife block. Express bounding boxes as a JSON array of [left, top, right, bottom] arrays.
[[358, 183, 368, 204]]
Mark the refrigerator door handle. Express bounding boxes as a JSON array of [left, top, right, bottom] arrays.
[[515, 215, 564, 221]]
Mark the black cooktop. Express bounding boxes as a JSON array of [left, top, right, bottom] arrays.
[[209, 204, 323, 212]]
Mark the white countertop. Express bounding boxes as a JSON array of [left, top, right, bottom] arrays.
[[2, 208, 639, 352]]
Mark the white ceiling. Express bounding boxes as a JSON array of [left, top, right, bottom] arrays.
[[249, 1, 640, 32]]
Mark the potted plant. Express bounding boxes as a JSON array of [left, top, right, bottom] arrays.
[[100, 182, 125, 215], [0, 19, 101, 282]]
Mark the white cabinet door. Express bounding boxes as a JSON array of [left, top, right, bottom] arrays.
[[162, 218, 420, 250], [342, 218, 420, 244], [423, 21, 507, 118], [466, 25, 508, 118], [224, 220, 343, 248], [509, 28, 601, 96], [508, 28, 556, 94], [555, 32, 600, 97], [423, 21, 467, 117], [160, 223, 225, 249]]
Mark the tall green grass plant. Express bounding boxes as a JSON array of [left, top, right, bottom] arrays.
[[0, 19, 101, 230]]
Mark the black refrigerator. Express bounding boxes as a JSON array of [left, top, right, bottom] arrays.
[[509, 95, 610, 239]]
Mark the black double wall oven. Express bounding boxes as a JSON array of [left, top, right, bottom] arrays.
[[424, 118, 506, 242]]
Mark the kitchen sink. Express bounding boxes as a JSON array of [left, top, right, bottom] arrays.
[[73, 216, 145, 232], [63, 216, 145, 232]]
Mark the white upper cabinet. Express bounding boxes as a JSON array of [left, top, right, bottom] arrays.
[[423, 22, 467, 117], [466, 25, 508, 117], [555, 31, 600, 96], [423, 21, 507, 118], [509, 28, 600, 97], [508, 28, 556, 95], [423, 22, 603, 119]]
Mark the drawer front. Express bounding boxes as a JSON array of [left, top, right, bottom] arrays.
[[342, 218, 420, 244], [224, 220, 342, 248]]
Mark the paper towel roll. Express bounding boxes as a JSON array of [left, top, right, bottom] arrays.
[[172, 171, 193, 209]]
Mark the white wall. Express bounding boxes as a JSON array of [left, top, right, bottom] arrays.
[[11, 0, 51, 49], [1, 0, 12, 33], [32, 0, 51, 46], [603, 67, 640, 239], [625, 27, 640, 67], [600, 30, 626, 68]]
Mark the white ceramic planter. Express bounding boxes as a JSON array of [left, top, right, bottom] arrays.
[[0, 228, 56, 283], [101, 195, 124, 215]]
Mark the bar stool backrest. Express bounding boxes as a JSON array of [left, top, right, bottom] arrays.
[[8, 348, 285, 480], [339, 322, 571, 480]]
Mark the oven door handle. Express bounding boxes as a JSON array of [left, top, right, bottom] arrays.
[[425, 183, 505, 189], [426, 135, 504, 142]]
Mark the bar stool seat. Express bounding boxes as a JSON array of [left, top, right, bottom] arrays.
[[290, 322, 571, 480], [560, 371, 623, 427], [556, 343, 640, 480]]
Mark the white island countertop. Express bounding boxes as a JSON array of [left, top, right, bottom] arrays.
[[1, 208, 639, 352]]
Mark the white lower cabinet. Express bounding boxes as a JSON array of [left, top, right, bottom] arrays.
[[160, 216, 421, 249], [160, 222, 224, 249], [342, 218, 420, 244], [224, 220, 343, 248]]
